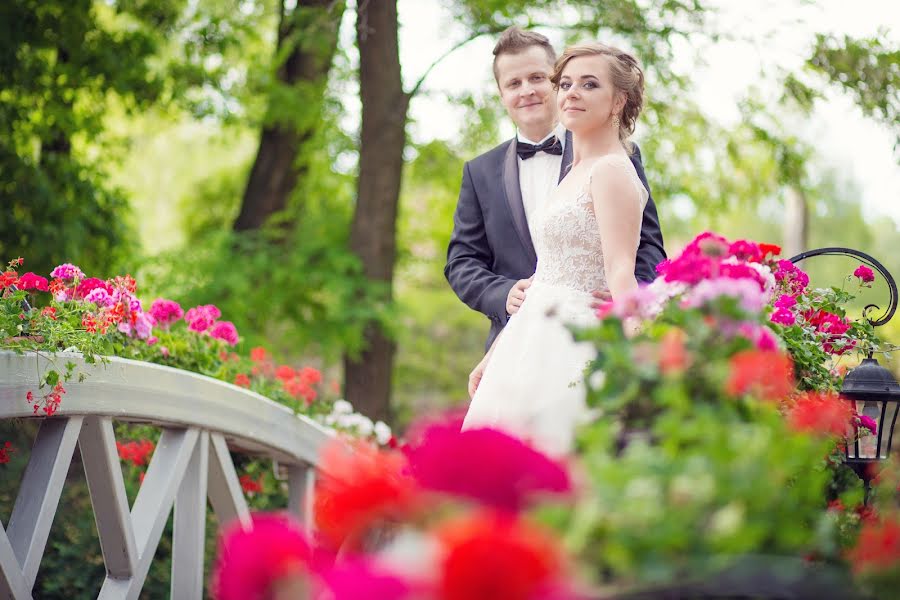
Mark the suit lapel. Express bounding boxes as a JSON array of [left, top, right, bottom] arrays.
[[559, 129, 573, 183], [502, 140, 537, 265]]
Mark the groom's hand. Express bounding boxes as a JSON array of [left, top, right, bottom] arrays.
[[506, 277, 533, 315], [589, 289, 612, 310]]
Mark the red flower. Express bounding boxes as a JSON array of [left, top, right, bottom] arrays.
[[726, 350, 794, 400], [846, 516, 900, 574], [298, 366, 322, 386], [117, 439, 156, 467], [75, 277, 113, 299], [239, 474, 264, 495], [759, 243, 782, 258], [211, 513, 310, 600], [404, 420, 571, 512], [17, 272, 49, 291], [250, 346, 268, 363], [275, 365, 296, 382], [234, 373, 251, 388], [787, 391, 853, 437], [437, 511, 565, 600], [0, 441, 15, 464], [659, 328, 690, 376], [314, 440, 420, 550], [0, 271, 18, 289], [41, 306, 57, 320]]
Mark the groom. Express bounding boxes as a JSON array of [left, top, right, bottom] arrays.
[[445, 27, 666, 353]]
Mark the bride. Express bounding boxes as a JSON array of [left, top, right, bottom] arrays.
[[462, 42, 649, 456]]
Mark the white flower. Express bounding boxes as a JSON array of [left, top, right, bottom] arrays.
[[374, 420, 392, 445], [588, 370, 607, 390], [709, 502, 745, 538], [332, 399, 353, 415]]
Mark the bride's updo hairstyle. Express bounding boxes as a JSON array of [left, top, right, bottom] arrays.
[[550, 42, 645, 149]]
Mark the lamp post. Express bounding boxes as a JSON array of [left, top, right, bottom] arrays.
[[789, 247, 899, 501]]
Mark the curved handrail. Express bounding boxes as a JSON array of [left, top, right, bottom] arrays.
[[788, 246, 898, 327], [0, 350, 335, 470]]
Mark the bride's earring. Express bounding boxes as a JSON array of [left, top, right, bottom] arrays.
[[612, 114, 620, 129]]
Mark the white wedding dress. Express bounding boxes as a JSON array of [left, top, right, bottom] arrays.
[[463, 154, 649, 456]]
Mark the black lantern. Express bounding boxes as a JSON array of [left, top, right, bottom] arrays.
[[790, 247, 899, 501], [840, 355, 900, 493]]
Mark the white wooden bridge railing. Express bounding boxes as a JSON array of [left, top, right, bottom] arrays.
[[0, 351, 335, 600]]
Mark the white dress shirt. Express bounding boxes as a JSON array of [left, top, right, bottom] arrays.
[[517, 123, 567, 246]]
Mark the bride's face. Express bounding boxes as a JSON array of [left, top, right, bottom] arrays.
[[557, 55, 624, 134]]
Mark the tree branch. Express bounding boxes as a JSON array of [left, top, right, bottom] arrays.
[[406, 29, 496, 98]]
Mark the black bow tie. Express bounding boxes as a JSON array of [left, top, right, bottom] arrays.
[[516, 136, 563, 160]]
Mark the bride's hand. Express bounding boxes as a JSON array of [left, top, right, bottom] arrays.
[[468, 359, 487, 399]]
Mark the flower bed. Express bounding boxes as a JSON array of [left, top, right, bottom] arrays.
[[207, 234, 898, 600]]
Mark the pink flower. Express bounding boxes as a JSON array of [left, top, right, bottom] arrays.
[[733, 322, 779, 351], [728, 240, 763, 262], [683, 277, 768, 314], [854, 265, 875, 284], [404, 421, 572, 512], [318, 558, 417, 600], [159, 346, 170, 357], [84, 288, 114, 308], [210, 321, 239, 346], [770, 307, 796, 326], [75, 277, 112, 299], [17, 272, 49, 291], [149, 298, 184, 329], [185, 304, 221, 333], [686, 232, 731, 257], [774, 294, 797, 309], [719, 262, 766, 289], [147, 336, 159, 346], [133, 312, 156, 340], [211, 512, 310, 600], [774, 260, 810, 295], [50, 263, 84, 280]]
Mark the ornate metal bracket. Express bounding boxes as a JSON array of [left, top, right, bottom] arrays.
[[789, 246, 898, 327]]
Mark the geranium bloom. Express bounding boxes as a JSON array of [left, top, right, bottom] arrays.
[[788, 391, 853, 437], [239, 474, 264, 494], [774, 260, 810, 295], [211, 513, 310, 600], [75, 277, 112, 299], [0, 271, 18, 289], [116, 439, 155, 467], [683, 277, 768, 314], [770, 307, 796, 326], [853, 265, 875, 284], [0, 441, 15, 464], [726, 350, 794, 400], [84, 287, 114, 308], [846, 517, 900, 574], [234, 373, 251, 388], [436, 511, 566, 600], [774, 294, 797, 309], [658, 328, 690, 375], [317, 557, 417, 600], [185, 304, 221, 333], [728, 240, 763, 262], [149, 298, 184, 329], [17, 272, 48, 291], [857, 414, 878, 436], [250, 346, 268, 362], [50, 263, 85, 280], [404, 422, 571, 512], [314, 440, 420, 550], [210, 320, 239, 346], [759, 243, 782, 258]]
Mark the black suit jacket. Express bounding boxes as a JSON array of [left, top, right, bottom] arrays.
[[445, 132, 666, 349]]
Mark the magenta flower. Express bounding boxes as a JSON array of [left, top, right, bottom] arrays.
[[17, 272, 49, 291], [683, 277, 768, 314], [211, 512, 310, 600], [853, 265, 875, 284], [133, 312, 156, 340], [858, 415, 878, 435], [728, 240, 763, 262], [404, 421, 572, 512], [774, 260, 810, 295], [317, 557, 416, 600], [774, 294, 797, 309], [149, 298, 184, 329], [50, 263, 85, 280], [210, 320, 239, 346], [75, 277, 112, 299], [185, 304, 221, 333], [770, 307, 796, 326]]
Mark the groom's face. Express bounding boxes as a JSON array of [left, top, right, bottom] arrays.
[[495, 46, 557, 138]]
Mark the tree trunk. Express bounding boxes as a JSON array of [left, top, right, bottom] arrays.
[[343, 0, 408, 423], [783, 185, 809, 258], [233, 0, 345, 232]]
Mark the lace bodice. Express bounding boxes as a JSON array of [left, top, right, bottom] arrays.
[[532, 154, 648, 293]]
